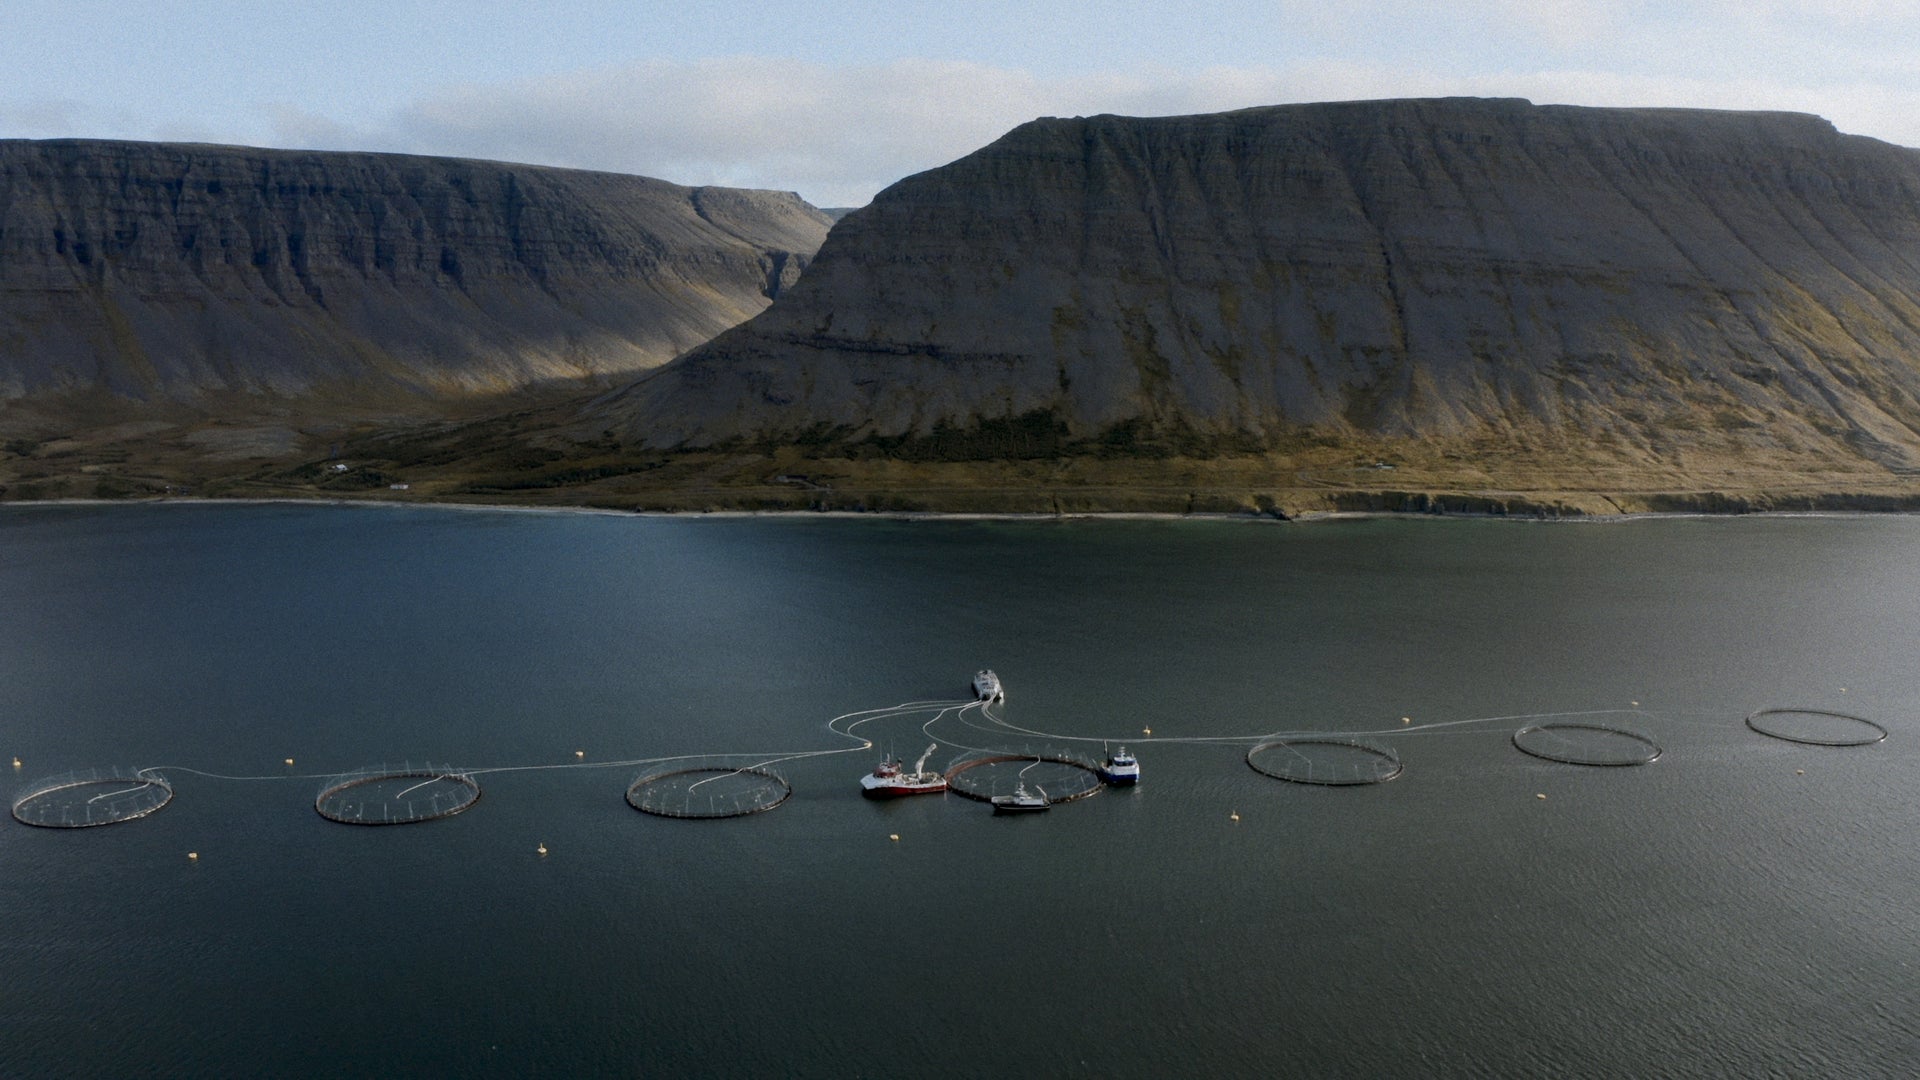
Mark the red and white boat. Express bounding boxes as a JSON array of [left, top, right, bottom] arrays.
[[860, 744, 948, 797]]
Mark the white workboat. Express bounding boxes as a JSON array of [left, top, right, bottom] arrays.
[[860, 743, 948, 798], [1103, 747, 1140, 785], [991, 782, 1049, 814], [973, 669, 1005, 703]]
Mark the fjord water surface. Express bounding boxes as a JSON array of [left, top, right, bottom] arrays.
[[3, 505, 1918, 1076]]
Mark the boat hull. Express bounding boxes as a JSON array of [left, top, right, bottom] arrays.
[[860, 771, 948, 797], [861, 780, 948, 798]]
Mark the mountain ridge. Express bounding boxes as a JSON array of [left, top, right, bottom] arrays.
[[0, 138, 832, 409], [598, 97, 1920, 483]]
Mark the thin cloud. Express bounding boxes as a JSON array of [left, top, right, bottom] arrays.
[[356, 58, 1920, 207]]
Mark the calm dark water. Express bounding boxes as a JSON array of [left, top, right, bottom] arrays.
[[3, 504, 1920, 1077]]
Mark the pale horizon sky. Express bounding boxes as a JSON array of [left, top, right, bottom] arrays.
[[5, 1, 1919, 206]]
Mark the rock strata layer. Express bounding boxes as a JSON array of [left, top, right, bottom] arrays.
[[0, 140, 831, 407], [608, 98, 1920, 471]]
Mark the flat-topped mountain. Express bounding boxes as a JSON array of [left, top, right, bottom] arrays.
[[0, 140, 831, 409], [602, 98, 1920, 478]]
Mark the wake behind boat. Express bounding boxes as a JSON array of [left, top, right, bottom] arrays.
[[973, 669, 1005, 703]]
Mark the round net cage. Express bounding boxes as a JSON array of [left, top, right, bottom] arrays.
[[1247, 738, 1403, 786], [1745, 708, 1889, 747], [626, 760, 792, 819], [11, 767, 174, 828], [943, 753, 1104, 804], [1512, 722, 1663, 766], [315, 764, 481, 825]]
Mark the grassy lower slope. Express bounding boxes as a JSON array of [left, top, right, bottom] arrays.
[[12, 403, 1920, 517]]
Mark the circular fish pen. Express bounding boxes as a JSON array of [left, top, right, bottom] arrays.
[[1512, 722, 1663, 766], [1745, 708, 1889, 747], [11, 767, 174, 828], [943, 754, 1105, 804], [626, 762, 792, 819], [1247, 738, 1403, 786], [315, 764, 481, 825]]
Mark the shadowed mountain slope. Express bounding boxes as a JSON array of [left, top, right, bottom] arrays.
[[0, 140, 831, 409], [602, 98, 1920, 474]]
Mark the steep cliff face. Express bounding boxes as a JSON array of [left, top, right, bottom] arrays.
[[608, 98, 1920, 470], [0, 140, 831, 406]]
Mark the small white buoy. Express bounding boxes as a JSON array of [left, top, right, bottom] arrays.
[[536, 843, 548, 856], [11, 757, 19, 769], [1143, 727, 1152, 736], [888, 833, 900, 842], [1402, 716, 1411, 724], [574, 750, 584, 759], [1229, 811, 1240, 822], [1536, 793, 1547, 800], [284, 758, 294, 766], [1840, 687, 1849, 694], [187, 852, 199, 860], [1630, 700, 1640, 707], [1796, 769, 1805, 775]]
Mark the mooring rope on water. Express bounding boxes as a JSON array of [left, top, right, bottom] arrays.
[[11, 685, 1891, 832]]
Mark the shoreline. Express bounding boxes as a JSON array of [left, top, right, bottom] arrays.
[[3, 493, 1914, 525]]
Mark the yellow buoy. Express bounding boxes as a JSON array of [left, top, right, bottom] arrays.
[[187, 852, 199, 860], [11, 757, 19, 768], [574, 750, 584, 758], [1143, 727, 1152, 736], [889, 834, 900, 842], [537, 843, 548, 855], [284, 758, 294, 766]]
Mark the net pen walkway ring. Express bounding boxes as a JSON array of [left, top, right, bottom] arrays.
[[315, 765, 482, 825], [942, 753, 1106, 804], [1246, 738, 1403, 786], [626, 764, 792, 819], [11, 767, 175, 828], [1745, 708, 1889, 747], [1512, 722, 1664, 766]]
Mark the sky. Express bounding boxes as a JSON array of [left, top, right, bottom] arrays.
[[4, 1, 1919, 207]]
